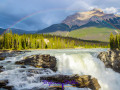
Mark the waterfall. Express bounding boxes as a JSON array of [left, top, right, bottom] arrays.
[[56, 51, 120, 90], [0, 49, 120, 90]]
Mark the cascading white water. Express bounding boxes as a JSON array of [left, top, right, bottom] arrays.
[[0, 49, 120, 90], [56, 50, 120, 90]]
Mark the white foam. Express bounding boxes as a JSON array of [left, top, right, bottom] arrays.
[[0, 49, 119, 90]]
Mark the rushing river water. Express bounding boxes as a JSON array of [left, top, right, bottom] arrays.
[[0, 49, 120, 90]]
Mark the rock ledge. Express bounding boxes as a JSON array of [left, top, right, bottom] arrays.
[[15, 54, 57, 72], [98, 49, 120, 72], [40, 74, 101, 90]]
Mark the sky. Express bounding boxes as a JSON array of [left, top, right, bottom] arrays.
[[0, 0, 120, 31]]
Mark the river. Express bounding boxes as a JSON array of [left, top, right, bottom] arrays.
[[0, 49, 120, 90]]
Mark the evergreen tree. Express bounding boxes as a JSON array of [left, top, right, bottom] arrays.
[[0, 32, 109, 50], [115, 35, 119, 49], [110, 33, 114, 49]]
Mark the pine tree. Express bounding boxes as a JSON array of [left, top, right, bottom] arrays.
[[110, 33, 114, 49], [0, 32, 110, 50], [115, 35, 119, 49], [18, 36, 22, 50]]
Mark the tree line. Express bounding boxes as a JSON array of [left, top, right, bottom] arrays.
[[110, 33, 120, 49], [0, 31, 109, 50]]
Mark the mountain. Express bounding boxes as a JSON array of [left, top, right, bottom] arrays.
[[62, 8, 120, 29], [37, 8, 120, 34], [37, 23, 70, 33], [62, 8, 105, 26], [10, 28, 35, 34], [0, 28, 35, 35]]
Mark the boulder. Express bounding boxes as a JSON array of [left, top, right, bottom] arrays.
[[0, 66, 3, 69], [21, 65, 26, 68], [0, 80, 13, 90], [98, 49, 120, 72], [1, 86, 13, 90], [0, 80, 8, 87], [15, 54, 57, 72], [6, 61, 11, 63], [0, 57, 5, 61], [40, 74, 101, 90], [0, 66, 4, 73]]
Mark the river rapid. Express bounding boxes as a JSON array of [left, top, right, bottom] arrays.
[[0, 49, 120, 90]]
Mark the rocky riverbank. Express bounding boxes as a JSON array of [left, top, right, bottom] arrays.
[[98, 49, 120, 73]]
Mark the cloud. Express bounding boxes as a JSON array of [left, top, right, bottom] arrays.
[[0, 0, 120, 30], [103, 7, 118, 14], [0, 0, 71, 30], [66, 0, 96, 12]]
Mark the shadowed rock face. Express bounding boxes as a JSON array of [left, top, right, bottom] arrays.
[[40, 74, 101, 90], [98, 49, 120, 73], [15, 54, 57, 72]]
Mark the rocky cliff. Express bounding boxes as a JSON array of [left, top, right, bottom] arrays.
[[98, 49, 120, 73]]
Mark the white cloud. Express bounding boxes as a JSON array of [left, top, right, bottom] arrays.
[[66, 0, 97, 12], [103, 7, 118, 14]]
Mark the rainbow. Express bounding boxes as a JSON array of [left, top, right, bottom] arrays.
[[5, 8, 82, 32], [4, 8, 119, 34], [95, 16, 119, 34]]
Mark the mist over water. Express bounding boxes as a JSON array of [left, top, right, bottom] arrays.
[[0, 49, 120, 90]]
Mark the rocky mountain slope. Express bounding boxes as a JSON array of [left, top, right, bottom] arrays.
[[37, 23, 70, 33], [38, 8, 120, 34], [62, 8, 120, 29]]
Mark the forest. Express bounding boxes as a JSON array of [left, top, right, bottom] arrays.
[[0, 30, 109, 50], [110, 33, 120, 49]]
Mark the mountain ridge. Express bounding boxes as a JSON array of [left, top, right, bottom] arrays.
[[0, 28, 35, 35], [37, 8, 120, 33], [62, 8, 120, 27]]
